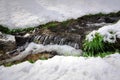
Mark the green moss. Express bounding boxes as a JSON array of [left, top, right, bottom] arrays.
[[0, 25, 10, 34], [0, 25, 35, 34], [60, 19, 74, 27], [3, 61, 22, 67], [0, 11, 120, 34], [83, 13, 105, 18], [28, 59, 35, 63], [42, 22, 59, 29], [39, 57, 48, 60], [9, 27, 35, 34], [82, 11, 120, 18]]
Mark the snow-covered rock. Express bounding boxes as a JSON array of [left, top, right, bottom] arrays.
[[0, 0, 120, 29], [5, 42, 82, 62], [0, 32, 16, 54], [86, 20, 120, 43], [0, 32, 15, 42], [0, 53, 120, 80]]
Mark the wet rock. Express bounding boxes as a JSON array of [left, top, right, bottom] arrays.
[[115, 38, 120, 49], [24, 51, 57, 62], [0, 32, 16, 54], [32, 30, 82, 49], [105, 17, 118, 23], [15, 35, 31, 46], [0, 51, 57, 66]]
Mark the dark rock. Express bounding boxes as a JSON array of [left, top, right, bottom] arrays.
[[105, 17, 117, 23], [115, 38, 120, 49], [15, 35, 31, 46], [0, 32, 16, 54]]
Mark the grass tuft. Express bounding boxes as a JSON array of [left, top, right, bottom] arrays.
[[83, 33, 105, 54]]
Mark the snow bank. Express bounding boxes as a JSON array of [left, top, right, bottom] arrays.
[[86, 20, 120, 43], [0, 32, 15, 42], [0, 0, 120, 29], [6, 42, 82, 62], [0, 53, 120, 80]]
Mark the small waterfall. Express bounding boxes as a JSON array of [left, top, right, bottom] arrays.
[[32, 34, 81, 49]]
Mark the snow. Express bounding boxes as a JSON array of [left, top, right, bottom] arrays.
[[0, 53, 120, 80], [5, 42, 82, 62], [86, 20, 120, 43], [0, 32, 15, 42], [0, 0, 120, 29]]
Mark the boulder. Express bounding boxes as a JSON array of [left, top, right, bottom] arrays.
[[0, 32, 16, 55]]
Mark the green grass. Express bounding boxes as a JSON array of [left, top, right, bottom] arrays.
[[0, 25, 10, 34], [9, 27, 34, 34], [28, 59, 36, 63], [0, 11, 120, 34], [83, 51, 114, 58], [83, 31, 119, 57], [41, 22, 59, 29], [81, 11, 120, 18], [0, 25, 35, 34], [83, 33, 105, 54], [83, 49, 120, 58]]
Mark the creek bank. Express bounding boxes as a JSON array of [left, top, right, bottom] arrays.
[[0, 12, 120, 65]]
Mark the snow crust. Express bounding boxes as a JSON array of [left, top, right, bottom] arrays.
[[0, 53, 120, 80], [0, 32, 15, 42], [0, 0, 120, 29], [86, 20, 120, 43], [6, 42, 82, 62]]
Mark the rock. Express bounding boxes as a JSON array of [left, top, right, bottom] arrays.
[[31, 29, 82, 49], [15, 35, 31, 46], [24, 51, 57, 62], [105, 17, 118, 23], [115, 38, 120, 49], [0, 32, 16, 54], [0, 51, 57, 66]]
